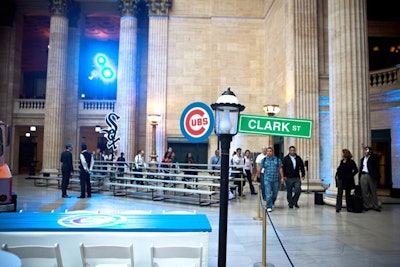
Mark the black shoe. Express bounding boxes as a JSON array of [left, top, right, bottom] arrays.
[[289, 205, 294, 209], [87, 195, 92, 198], [373, 208, 381, 212], [62, 195, 71, 198], [336, 209, 340, 213], [251, 192, 258, 195], [77, 196, 85, 198], [295, 204, 300, 208]]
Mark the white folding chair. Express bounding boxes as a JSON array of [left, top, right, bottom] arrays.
[[2, 243, 63, 267], [150, 243, 203, 267], [80, 243, 134, 267]]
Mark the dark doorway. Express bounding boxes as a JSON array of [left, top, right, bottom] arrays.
[[167, 138, 208, 166], [19, 136, 38, 174], [371, 129, 392, 188]]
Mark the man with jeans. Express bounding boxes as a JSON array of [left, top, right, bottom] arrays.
[[282, 146, 306, 209], [254, 147, 268, 199], [260, 147, 284, 212]]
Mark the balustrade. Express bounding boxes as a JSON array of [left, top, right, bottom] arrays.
[[369, 66, 400, 88]]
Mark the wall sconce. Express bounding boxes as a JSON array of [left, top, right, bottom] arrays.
[[30, 126, 36, 132], [263, 104, 280, 116], [95, 125, 101, 132], [25, 132, 31, 137]]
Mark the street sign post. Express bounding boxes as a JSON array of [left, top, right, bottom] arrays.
[[238, 114, 312, 139]]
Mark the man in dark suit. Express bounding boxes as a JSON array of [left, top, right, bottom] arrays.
[[359, 146, 381, 212], [282, 146, 306, 209], [60, 143, 74, 198]]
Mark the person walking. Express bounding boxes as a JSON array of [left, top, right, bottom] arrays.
[[282, 146, 306, 209], [359, 146, 381, 212], [254, 147, 268, 199], [60, 143, 74, 198], [335, 149, 358, 212], [78, 143, 94, 198], [244, 149, 257, 195], [260, 147, 284, 212]]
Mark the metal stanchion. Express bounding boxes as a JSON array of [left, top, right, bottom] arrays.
[[304, 159, 311, 194], [253, 196, 274, 267], [253, 183, 263, 221], [240, 173, 244, 200]]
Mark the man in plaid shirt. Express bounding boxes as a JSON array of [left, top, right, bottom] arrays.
[[260, 147, 284, 212]]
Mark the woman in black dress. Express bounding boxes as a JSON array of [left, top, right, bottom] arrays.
[[336, 149, 358, 212]]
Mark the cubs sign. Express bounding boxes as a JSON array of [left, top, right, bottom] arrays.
[[180, 102, 214, 143]]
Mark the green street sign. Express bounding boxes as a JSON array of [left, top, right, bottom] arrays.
[[238, 114, 313, 139]]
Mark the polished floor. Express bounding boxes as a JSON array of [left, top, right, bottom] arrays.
[[4, 175, 400, 267]]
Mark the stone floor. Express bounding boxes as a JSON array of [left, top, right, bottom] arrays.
[[4, 175, 400, 267]]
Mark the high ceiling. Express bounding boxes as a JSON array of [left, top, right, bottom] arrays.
[[17, 0, 121, 42]]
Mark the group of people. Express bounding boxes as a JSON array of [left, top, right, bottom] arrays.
[[335, 146, 381, 212], [253, 146, 305, 212], [60, 144, 147, 198], [60, 143, 94, 199], [209, 146, 305, 206], [60, 142, 381, 213], [252, 144, 381, 213]]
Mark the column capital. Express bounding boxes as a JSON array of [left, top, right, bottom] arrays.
[[146, 0, 172, 16], [119, 0, 140, 17], [48, 0, 70, 17]]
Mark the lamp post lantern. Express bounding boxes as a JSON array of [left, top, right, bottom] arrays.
[[148, 114, 161, 163], [263, 104, 280, 147], [211, 88, 245, 267]]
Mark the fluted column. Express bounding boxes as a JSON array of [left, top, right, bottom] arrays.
[[325, 0, 369, 204], [289, 0, 320, 184], [0, 8, 17, 165], [65, 2, 80, 153], [145, 0, 171, 162], [42, 0, 69, 173], [115, 0, 139, 161]]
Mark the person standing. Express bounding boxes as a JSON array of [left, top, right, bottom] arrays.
[[209, 149, 221, 176], [359, 146, 381, 212], [60, 143, 74, 198], [232, 148, 246, 197], [282, 146, 306, 208], [78, 143, 94, 198], [335, 149, 358, 212], [260, 147, 284, 212], [134, 150, 145, 184], [183, 152, 198, 187], [116, 152, 129, 177], [254, 147, 268, 199], [244, 149, 257, 195]]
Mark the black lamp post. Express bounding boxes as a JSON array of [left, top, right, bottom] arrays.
[[211, 88, 245, 267]]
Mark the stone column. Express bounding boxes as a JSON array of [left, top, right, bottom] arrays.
[[115, 0, 139, 161], [65, 2, 80, 154], [42, 0, 70, 173], [0, 5, 18, 166], [145, 0, 171, 162], [325, 0, 369, 205], [287, 0, 320, 186]]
